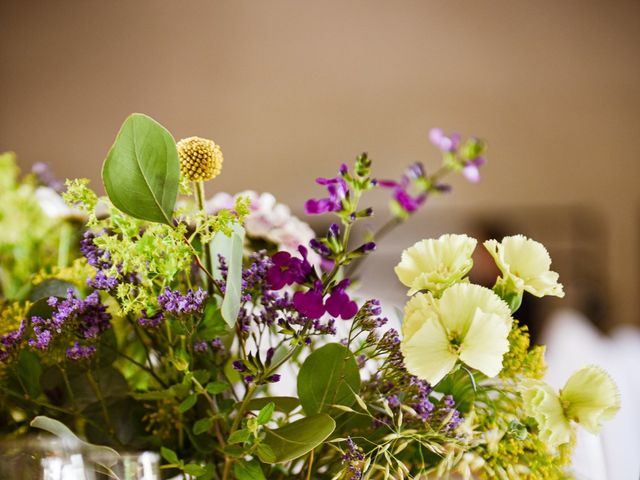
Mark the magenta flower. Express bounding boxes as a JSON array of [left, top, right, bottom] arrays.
[[266, 246, 312, 290], [293, 281, 326, 319], [325, 279, 358, 320], [379, 163, 429, 214], [304, 171, 349, 215]]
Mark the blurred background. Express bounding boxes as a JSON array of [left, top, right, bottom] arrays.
[[1, 0, 639, 332]]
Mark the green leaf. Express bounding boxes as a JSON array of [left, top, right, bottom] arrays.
[[183, 464, 206, 476], [210, 223, 245, 327], [205, 381, 229, 395], [199, 300, 228, 340], [228, 429, 251, 444], [30, 416, 119, 466], [255, 443, 276, 464], [261, 414, 335, 464], [256, 402, 275, 425], [179, 394, 198, 413], [102, 113, 180, 224], [160, 446, 179, 464], [28, 279, 77, 302], [434, 368, 476, 413], [193, 417, 214, 435], [234, 459, 266, 480], [297, 343, 361, 415], [17, 350, 42, 398], [242, 396, 300, 414]]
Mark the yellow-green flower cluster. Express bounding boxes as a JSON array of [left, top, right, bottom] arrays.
[[177, 136, 223, 182]]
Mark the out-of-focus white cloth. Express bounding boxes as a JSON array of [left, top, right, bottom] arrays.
[[542, 309, 640, 480]]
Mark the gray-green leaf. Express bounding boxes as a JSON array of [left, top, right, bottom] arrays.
[[210, 223, 245, 327], [234, 459, 266, 480], [297, 343, 361, 415], [260, 414, 335, 464], [102, 113, 179, 224], [30, 416, 119, 466]]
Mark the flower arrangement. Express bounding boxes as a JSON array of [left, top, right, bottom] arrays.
[[0, 114, 619, 479]]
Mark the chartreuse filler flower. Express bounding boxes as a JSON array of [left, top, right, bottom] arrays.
[[0, 116, 620, 479]]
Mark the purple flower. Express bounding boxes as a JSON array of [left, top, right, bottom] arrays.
[[158, 288, 208, 315], [429, 128, 461, 152], [462, 156, 486, 183], [0, 320, 26, 360], [66, 342, 96, 360], [293, 281, 326, 320], [194, 341, 208, 352], [325, 279, 358, 320], [80, 231, 111, 270], [379, 163, 429, 214], [138, 310, 165, 328], [304, 173, 349, 215], [267, 374, 281, 383], [232, 360, 247, 372], [87, 270, 118, 290], [266, 246, 312, 290]]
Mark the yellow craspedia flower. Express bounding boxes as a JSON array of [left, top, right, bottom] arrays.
[[177, 136, 223, 182], [401, 283, 512, 385], [484, 235, 564, 298], [521, 366, 620, 448], [394, 234, 477, 296]]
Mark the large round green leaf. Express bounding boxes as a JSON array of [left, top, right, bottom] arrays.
[[260, 414, 335, 464], [297, 343, 361, 415], [102, 113, 179, 224]]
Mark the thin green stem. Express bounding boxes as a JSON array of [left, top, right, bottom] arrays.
[[85, 370, 118, 444], [194, 181, 214, 294]]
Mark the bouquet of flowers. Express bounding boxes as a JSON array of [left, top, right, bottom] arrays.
[[0, 114, 620, 479]]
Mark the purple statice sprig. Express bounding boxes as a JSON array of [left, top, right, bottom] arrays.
[[25, 289, 111, 360], [157, 287, 208, 316], [0, 320, 26, 361]]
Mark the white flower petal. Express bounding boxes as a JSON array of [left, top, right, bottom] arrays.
[[438, 283, 512, 338], [459, 308, 510, 377], [401, 316, 457, 386]]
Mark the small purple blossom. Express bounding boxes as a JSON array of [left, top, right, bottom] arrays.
[[158, 288, 208, 315], [429, 128, 461, 152], [232, 360, 247, 372], [0, 320, 26, 360], [379, 162, 428, 214], [462, 155, 486, 183], [66, 342, 96, 360], [138, 310, 165, 328], [194, 341, 208, 352], [80, 231, 111, 270], [87, 270, 118, 290], [341, 437, 364, 480], [267, 374, 281, 383]]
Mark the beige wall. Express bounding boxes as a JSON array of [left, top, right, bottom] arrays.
[[1, 1, 639, 325]]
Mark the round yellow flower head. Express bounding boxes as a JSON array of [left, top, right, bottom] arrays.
[[401, 283, 512, 385], [394, 234, 477, 296], [484, 235, 564, 298], [177, 136, 223, 182], [520, 366, 620, 448]]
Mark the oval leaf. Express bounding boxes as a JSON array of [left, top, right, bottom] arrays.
[[241, 396, 300, 414], [261, 414, 335, 464], [297, 343, 361, 415], [30, 416, 119, 466], [102, 113, 179, 224], [210, 223, 245, 327]]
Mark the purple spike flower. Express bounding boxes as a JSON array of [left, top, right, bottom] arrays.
[[304, 174, 349, 215], [158, 288, 208, 315]]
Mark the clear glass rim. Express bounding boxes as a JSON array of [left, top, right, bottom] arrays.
[[0, 435, 159, 462]]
